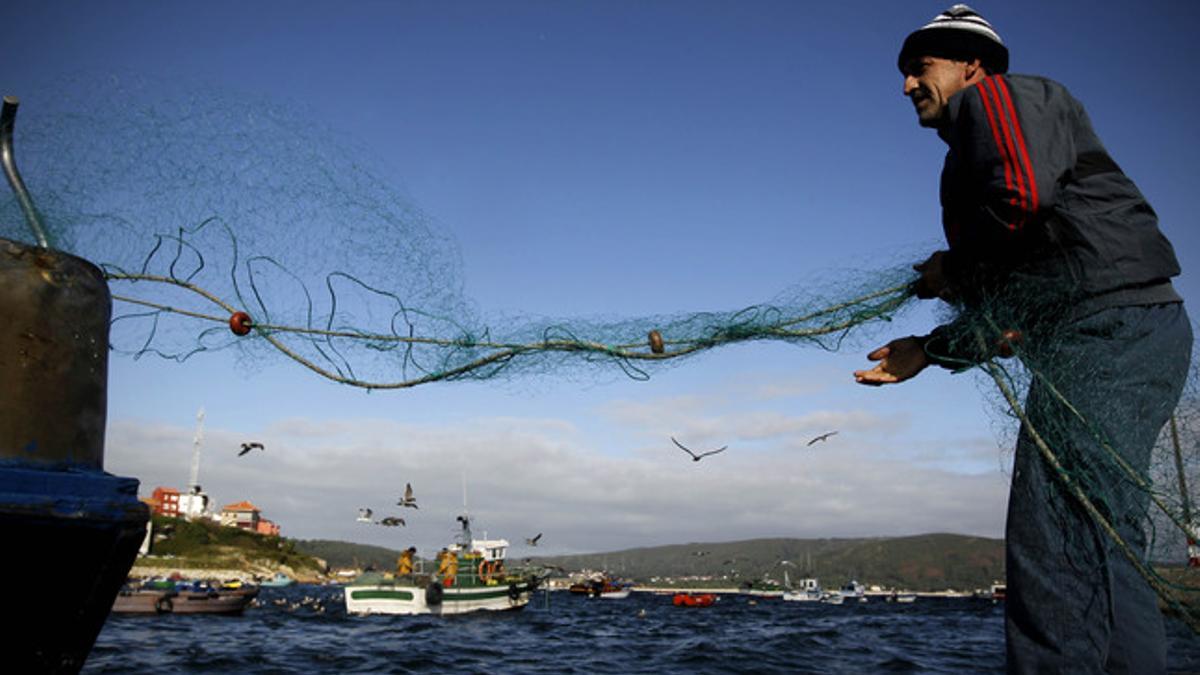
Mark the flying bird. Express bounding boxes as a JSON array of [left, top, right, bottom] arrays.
[[807, 431, 839, 446], [526, 533, 542, 547], [378, 516, 405, 527], [671, 436, 727, 462], [356, 508, 373, 523], [238, 442, 265, 457], [398, 483, 419, 509]]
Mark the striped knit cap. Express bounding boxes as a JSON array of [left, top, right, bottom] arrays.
[[898, 4, 1008, 74]]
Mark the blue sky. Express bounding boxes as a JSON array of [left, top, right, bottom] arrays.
[[4, 2, 1197, 557]]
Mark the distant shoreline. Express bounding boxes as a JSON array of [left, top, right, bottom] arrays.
[[127, 563, 326, 584]]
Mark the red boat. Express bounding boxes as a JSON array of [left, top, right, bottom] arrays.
[[672, 593, 716, 607]]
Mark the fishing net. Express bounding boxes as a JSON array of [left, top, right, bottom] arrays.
[[927, 277, 1200, 630], [3, 80, 1197, 631], [0, 80, 913, 388]]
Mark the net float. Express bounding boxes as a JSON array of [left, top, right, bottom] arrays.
[[996, 329, 1022, 358], [648, 329, 664, 354], [229, 311, 253, 336]]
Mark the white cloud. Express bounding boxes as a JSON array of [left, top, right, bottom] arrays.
[[104, 399, 1009, 560]]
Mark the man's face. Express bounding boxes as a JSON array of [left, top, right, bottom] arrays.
[[901, 56, 975, 128]]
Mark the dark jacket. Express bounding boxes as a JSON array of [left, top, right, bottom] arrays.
[[925, 73, 1181, 367]]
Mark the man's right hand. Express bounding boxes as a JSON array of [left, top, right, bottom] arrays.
[[912, 250, 954, 301], [854, 336, 929, 386]]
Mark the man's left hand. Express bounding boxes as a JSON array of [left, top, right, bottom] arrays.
[[854, 336, 929, 386]]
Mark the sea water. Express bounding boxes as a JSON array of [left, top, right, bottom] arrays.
[[84, 586, 1200, 674]]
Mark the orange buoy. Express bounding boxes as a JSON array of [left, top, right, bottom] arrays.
[[229, 311, 253, 336], [648, 329, 664, 354], [996, 328, 1022, 358]]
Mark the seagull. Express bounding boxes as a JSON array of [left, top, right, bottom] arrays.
[[238, 442, 265, 457], [672, 437, 727, 462], [356, 508, 373, 523], [378, 516, 405, 527], [807, 431, 839, 446], [526, 533, 542, 547], [398, 483, 419, 509]]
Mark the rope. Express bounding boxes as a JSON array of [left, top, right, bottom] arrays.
[[982, 360, 1200, 634], [107, 271, 915, 389]]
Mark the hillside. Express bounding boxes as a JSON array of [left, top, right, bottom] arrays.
[[136, 521, 1004, 591], [529, 533, 1005, 592], [291, 539, 406, 570], [137, 515, 327, 578]]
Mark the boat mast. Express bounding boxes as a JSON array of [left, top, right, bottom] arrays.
[[457, 470, 472, 548]]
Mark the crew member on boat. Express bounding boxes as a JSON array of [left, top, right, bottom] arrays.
[[436, 548, 458, 586], [395, 546, 417, 576]]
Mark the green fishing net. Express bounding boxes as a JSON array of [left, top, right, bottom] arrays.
[[928, 278, 1200, 629], [2, 80, 1197, 631], [1, 80, 913, 388]]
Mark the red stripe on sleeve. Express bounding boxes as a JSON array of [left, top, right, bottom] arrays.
[[982, 77, 1029, 227], [995, 77, 1039, 216], [975, 79, 1020, 230]]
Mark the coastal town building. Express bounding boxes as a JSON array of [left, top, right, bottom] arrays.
[[178, 485, 211, 520], [220, 500, 260, 530], [147, 488, 281, 536], [149, 487, 181, 517], [220, 500, 281, 535]]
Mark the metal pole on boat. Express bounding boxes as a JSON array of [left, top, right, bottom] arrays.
[[0, 96, 51, 248]]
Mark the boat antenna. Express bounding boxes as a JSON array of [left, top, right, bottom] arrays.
[[456, 469, 472, 547], [461, 469, 469, 515]]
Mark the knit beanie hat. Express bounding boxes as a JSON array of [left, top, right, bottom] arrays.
[[898, 4, 1008, 74]]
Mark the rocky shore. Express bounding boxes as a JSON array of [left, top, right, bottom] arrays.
[[128, 561, 328, 584]]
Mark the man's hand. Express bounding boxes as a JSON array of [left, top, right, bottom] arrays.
[[912, 250, 954, 301], [854, 336, 929, 386]]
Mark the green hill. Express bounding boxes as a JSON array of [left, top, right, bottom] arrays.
[[530, 533, 1004, 592], [291, 539, 406, 570], [139, 521, 1002, 591], [139, 515, 326, 576]]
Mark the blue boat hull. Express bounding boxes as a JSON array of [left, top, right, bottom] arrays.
[[0, 465, 148, 673]]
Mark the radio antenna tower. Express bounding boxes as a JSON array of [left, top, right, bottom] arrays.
[[188, 407, 205, 493]]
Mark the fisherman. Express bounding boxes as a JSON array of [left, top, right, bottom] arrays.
[[395, 546, 416, 577], [436, 547, 458, 586], [855, 5, 1191, 672]]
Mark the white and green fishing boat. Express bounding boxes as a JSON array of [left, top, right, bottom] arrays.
[[344, 514, 541, 616]]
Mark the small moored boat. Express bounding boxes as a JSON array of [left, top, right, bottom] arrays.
[[673, 593, 716, 607], [259, 572, 295, 588], [740, 579, 787, 599], [782, 578, 824, 602], [568, 575, 634, 599], [111, 579, 258, 615], [111, 589, 176, 614], [840, 579, 867, 603]]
